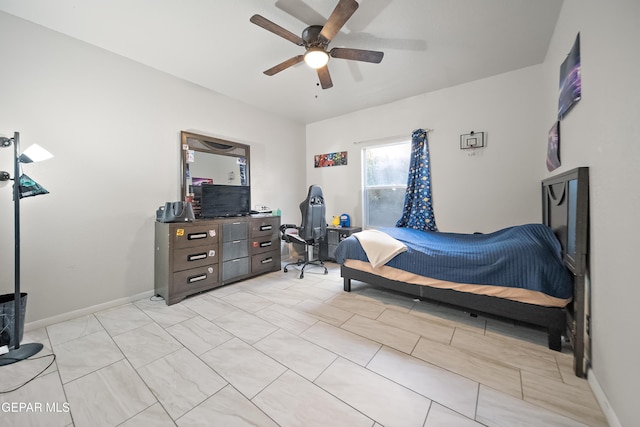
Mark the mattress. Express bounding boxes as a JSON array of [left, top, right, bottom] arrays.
[[334, 224, 573, 305]]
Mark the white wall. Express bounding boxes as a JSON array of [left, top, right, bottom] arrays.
[[306, 65, 547, 234], [541, 2, 639, 426], [0, 12, 306, 323]]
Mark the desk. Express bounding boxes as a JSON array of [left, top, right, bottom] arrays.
[[321, 226, 362, 261]]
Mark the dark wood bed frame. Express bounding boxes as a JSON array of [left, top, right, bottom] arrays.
[[341, 167, 589, 377]]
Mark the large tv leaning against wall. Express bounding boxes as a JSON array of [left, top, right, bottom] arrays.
[[200, 184, 251, 218]]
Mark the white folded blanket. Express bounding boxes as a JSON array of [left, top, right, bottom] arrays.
[[353, 229, 407, 269]]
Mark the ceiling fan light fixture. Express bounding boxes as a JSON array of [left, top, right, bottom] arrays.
[[304, 48, 329, 69]]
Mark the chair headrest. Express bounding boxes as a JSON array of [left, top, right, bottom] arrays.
[[306, 185, 324, 205]]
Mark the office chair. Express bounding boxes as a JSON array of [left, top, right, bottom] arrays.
[[280, 185, 328, 279]]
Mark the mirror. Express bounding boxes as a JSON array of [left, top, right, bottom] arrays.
[[180, 131, 250, 217]]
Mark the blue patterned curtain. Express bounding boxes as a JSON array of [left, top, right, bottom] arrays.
[[396, 129, 437, 231]]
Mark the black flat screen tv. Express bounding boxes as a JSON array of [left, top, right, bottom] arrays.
[[200, 184, 251, 218]]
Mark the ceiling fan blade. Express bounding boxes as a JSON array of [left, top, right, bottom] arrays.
[[263, 55, 305, 76], [317, 65, 333, 89], [250, 14, 304, 46], [330, 47, 384, 63], [319, 0, 359, 43]]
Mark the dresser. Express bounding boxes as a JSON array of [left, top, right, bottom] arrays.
[[155, 216, 281, 305]]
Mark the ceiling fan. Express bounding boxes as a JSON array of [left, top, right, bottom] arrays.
[[250, 0, 384, 89]]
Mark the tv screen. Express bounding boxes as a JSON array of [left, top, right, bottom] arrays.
[[200, 184, 251, 218]]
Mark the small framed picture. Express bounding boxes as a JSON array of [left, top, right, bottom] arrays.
[[546, 121, 561, 172]]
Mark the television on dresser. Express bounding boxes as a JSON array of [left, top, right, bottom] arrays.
[[200, 184, 251, 218]]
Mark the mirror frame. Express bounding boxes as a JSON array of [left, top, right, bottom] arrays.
[[180, 131, 251, 202]]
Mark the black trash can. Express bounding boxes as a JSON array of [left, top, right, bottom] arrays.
[[0, 293, 27, 349]]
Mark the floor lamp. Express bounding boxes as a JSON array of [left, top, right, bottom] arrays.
[[0, 132, 52, 366]]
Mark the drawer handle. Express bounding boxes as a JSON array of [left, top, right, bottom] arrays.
[[188, 233, 208, 240], [232, 240, 242, 244], [260, 257, 273, 264], [260, 225, 273, 231], [259, 241, 272, 247], [188, 253, 207, 261], [188, 274, 207, 283]]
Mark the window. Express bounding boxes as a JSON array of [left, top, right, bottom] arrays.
[[362, 141, 411, 228]]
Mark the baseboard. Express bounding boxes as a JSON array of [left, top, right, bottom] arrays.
[[588, 368, 623, 427], [24, 290, 155, 332]]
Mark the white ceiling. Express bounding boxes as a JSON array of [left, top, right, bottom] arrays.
[[0, 0, 563, 124]]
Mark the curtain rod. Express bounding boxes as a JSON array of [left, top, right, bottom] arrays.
[[353, 128, 433, 145]]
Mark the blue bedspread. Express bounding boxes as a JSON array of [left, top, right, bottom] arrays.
[[334, 224, 573, 299]]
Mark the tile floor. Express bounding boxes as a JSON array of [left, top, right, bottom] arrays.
[[0, 262, 608, 427]]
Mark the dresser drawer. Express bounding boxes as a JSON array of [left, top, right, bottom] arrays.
[[222, 258, 249, 281], [251, 235, 280, 255], [222, 240, 249, 261], [173, 245, 218, 272], [251, 251, 278, 274], [171, 264, 218, 294], [223, 221, 248, 242], [172, 224, 219, 249], [251, 217, 280, 237]]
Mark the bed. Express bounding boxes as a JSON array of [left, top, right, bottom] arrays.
[[336, 167, 589, 377]]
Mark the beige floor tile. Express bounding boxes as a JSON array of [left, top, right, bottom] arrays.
[[221, 291, 274, 313], [200, 337, 286, 399], [556, 351, 588, 387], [134, 297, 198, 328], [248, 287, 307, 307], [254, 303, 318, 335], [119, 403, 175, 427], [300, 321, 381, 366], [477, 384, 590, 427], [341, 314, 420, 354], [376, 308, 455, 345], [0, 371, 72, 427], [351, 285, 417, 312], [0, 348, 57, 391], [212, 310, 278, 344], [424, 403, 483, 427], [6, 327, 58, 380], [410, 300, 486, 333], [7, 268, 607, 427], [181, 293, 237, 320], [53, 329, 124, 383], [326, 293, 387, 319], [254, 329, 337, 381], [112, 322, 182, 369], [293, 299, 353, 326], [279, 282, 337, 302], [315, 357, 431, 427], [253, 369, 374, 427], [485, 316, 549, 348], [166, 315, 234, 355], [412, 336, 523, 398], [46, 314, 104, 346], [367, 346, 479, 419], [95, 303, 153, 336], [137, 348, 227, 419], [521, 370, 608, 427], [64, 360, 156, 427], [451, 327, 562, 380], [178, 385, 279, 427]]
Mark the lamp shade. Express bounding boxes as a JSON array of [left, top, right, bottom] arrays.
[[18, 144, 53, 163], [18, 174, 49, 199], [304, 48, 329, 69]]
